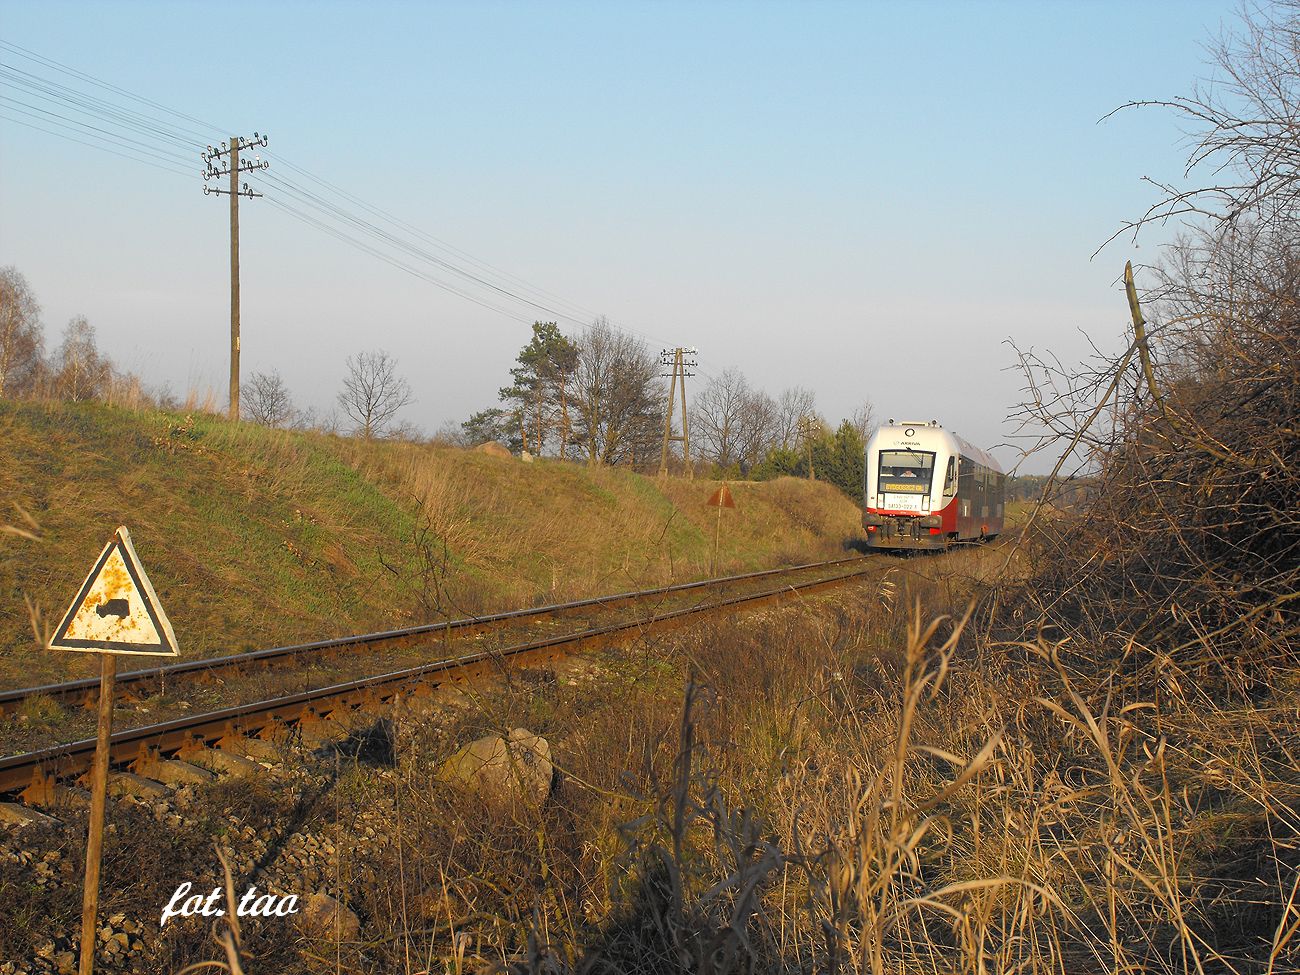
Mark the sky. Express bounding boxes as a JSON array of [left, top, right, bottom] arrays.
[[0, 0, 1244, 472]]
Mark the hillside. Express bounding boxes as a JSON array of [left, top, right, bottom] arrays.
[[0, 399, 864, 688]]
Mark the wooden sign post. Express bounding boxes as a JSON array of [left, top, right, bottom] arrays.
[[705, 483, 735, 576], [47, 527, 179, 975]]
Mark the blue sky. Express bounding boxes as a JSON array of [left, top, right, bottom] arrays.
[[0, 0, 1241, 470]]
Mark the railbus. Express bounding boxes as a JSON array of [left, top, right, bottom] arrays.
[[862, 420, 1005, 551]]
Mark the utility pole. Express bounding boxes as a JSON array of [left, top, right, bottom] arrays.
[[658, 347, 697, 479], [202, 133, 269, 421], [800, 414, 817, 480]]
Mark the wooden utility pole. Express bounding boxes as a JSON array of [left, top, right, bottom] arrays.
[[800, 415, 817, 480], [229, 138, 239, 421], [658, 347, 696, 478], [202, 133, 269, 422]]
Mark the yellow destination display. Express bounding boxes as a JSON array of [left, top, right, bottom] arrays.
[[882, 482, 928, 494]]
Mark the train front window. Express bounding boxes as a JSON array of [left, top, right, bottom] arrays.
[[878, 450, 935, 494]]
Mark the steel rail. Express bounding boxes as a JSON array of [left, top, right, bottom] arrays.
[[0, 556, 869, 716], [0, 564, 874, 796]]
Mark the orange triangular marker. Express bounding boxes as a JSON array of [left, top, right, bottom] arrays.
[[707, 485, 735, 508]]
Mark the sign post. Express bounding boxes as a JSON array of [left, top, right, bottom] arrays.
[[48, 527, 179, 975], [705, 483, 735, 576]]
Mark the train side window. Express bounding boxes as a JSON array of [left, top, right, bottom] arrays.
[[943, 456, 956, 495]]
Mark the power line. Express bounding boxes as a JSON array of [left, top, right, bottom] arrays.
[[262, 196, 535, 321], [0, 110, 193, 178], [0, 37, 226, 141], [264, 151, 612, 328], [0, 38, 726, 376], [0, 63, 207, 149], [0, 92, 196, 167]]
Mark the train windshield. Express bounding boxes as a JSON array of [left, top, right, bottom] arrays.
[[878, 450, 935, 494]]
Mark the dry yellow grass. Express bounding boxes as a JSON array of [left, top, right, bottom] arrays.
[[0, 399, 862, 689]]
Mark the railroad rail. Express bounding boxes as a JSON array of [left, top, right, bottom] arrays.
[[0, 556, 868, 718], [1, 559, 876, 800]]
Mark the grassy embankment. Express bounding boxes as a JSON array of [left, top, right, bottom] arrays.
[[0, 398, 863, 689]]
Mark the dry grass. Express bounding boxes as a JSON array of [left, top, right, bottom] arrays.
[[157, 553, 1289, 975]]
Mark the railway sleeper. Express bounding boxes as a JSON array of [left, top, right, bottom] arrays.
[[102, 771, 168, 801], [20, 768, 88, 809], [217, 733, 285, 764], [130, 747, 214, 787], [0, 801, 57, 827], [176, 741, 261, 778]]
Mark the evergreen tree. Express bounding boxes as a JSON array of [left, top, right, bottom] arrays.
[[498, 322, 578, 456]]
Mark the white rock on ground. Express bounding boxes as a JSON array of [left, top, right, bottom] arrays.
[[438, 728, 553, 806], [297, 891, 360, 941]]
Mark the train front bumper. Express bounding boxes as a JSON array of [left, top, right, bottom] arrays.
[[862, 512, 947, 550]]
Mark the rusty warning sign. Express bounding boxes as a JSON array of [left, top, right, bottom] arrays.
[[706, 484, 735, 508], [48, 526, 178, 656]]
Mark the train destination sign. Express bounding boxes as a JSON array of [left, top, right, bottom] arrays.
[[48, 526, 179, 657], [881, 482, 927, 494]]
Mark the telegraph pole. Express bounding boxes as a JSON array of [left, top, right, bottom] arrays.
[[659, 347, 696, 478], [800, 414, 817, 480], [202, 133, 269, 421]]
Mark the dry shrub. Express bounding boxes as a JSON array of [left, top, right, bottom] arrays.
[[1013, 226, 1300, 701]]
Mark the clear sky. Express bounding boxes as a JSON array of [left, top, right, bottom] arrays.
[[0, 0, 1240, 471]]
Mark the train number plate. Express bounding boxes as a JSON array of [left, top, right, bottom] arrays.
[[885, 493, 923, 511]]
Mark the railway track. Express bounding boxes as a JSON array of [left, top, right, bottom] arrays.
[[0, 558, 877, 802], [1, 556, 866, 721]]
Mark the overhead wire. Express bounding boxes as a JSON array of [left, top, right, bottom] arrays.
[[259, 168, 601, 329], [0, 111, 194, 179], [0, 36, 720, 371], [263, 151, 609, 327], [0, 93, 197, 168], [0, 63, 209, 150], [0, 37, 226, 142], [262, 196, 533, 321]]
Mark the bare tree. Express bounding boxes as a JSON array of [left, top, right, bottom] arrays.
[[53, 316, 109, 402], [691, 369, 769, 471], [0, 267, 43, 397], [849, 399, 876, 444], [736, 388, 778, 471], [570, 318, 663, 465], [776, 386, 817, 449], [1110, 0, 1300, 247], [244, 369, 296, 427], [338, 350, 414, 440]]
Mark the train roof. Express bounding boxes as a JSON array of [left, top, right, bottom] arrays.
[[868, 422, 1004, 475]]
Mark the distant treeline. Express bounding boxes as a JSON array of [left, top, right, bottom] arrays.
[[457, 319, 878, 500]]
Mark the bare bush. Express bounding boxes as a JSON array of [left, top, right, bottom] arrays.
[[52, 316, 109, 402], [242, 369, 296, 428], [1010, 3, 1300, 690]]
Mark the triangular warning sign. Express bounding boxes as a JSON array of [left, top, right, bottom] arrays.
[[706, 484, 735, 508], [48, 527, 179, 656]]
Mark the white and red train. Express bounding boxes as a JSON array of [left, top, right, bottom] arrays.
[[862, 420, 1005, 551]]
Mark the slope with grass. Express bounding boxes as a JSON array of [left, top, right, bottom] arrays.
[[0, 399, 864, 688]]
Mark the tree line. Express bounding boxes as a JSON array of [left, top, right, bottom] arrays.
[[0, 265, 418, 440], [3, 264, 884, 503], [459, 319, 877, 500], [0, 266, 147, 407]]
